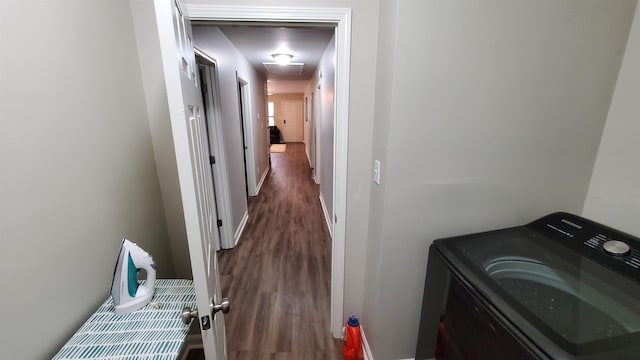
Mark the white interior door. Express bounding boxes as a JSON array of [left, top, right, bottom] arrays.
[[282, 100, 303, 142], [154, 1, 226, 359]]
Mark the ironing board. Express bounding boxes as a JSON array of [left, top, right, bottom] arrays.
[[53, 279, 196, 360]]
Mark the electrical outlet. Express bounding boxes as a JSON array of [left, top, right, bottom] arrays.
[[373, 160, 381, 185]]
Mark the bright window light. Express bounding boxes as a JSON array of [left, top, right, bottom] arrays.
[[268, 102, 275, 126]]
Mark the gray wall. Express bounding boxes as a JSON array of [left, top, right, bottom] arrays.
[[583, 4, 640, 235], [252, 68, 270, 188], [305, 35, 337, 228], [242, 43, 269, 192], [320, 36, 336, 227], [364, 0, 636, 358], [192, 26, 268, 236], [0, 1, 175, 358], [363, 0, 398, 351]]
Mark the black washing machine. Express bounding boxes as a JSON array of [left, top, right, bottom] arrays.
[[416, 212, 640, 360]]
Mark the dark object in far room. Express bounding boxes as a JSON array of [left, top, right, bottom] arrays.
[[269, 125, 282, 144]]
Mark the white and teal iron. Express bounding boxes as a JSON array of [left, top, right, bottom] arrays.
[[110, 239, 156, 315]]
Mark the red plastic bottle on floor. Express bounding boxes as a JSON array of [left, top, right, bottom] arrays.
[[342, 315, 364, 360]]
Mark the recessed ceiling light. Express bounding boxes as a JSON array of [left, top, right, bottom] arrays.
[[272, 53, 294, 65]]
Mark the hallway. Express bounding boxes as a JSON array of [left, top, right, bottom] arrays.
[[218, 142, 342, 359]]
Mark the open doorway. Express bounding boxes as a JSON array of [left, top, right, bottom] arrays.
[[197, 58, 223, 250], [237, 76, 251, 198], [187, 5, 352, 342], [195, 50, 235, 250]]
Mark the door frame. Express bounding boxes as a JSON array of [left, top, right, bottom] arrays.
[[236, 72, 258, 197], [194, 49, 235, 250], [185, 5, 351, 338], [313, 81, 322, 185], [309, 91, 316, 180]]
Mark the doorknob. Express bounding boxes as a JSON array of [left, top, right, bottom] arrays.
[[181, 298, 230, 325], [181, 306, 198, 325], [211, 298, 231, 315]]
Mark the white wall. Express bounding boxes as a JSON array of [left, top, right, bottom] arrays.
[[365, 0, 636, 358], [0, 1, 175, 358], [583, 4, 640, 235], [192, 26, 268, 234]]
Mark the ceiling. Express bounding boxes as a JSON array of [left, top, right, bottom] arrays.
[[211, 25, 335, 82]]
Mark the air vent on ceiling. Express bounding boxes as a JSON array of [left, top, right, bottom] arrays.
[[263, 62, 304, 76]]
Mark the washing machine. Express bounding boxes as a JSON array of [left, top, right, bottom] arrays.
[[415, 212, 640, 360]]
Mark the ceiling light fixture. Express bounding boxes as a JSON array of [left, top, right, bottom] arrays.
[[272, 53, 294, 65]]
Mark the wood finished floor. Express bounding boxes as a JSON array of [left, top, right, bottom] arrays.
[[218, 142, 342, 359]]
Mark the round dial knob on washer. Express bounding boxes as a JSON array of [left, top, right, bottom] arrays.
[[602, 240, 631, 257]]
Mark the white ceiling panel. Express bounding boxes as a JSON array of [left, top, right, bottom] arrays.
[[263, 62, 304, 76]]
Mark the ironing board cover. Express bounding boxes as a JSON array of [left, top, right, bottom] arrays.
[[53, 279, 196, 360]]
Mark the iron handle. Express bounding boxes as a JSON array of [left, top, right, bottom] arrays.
[[181, 306, 198, 325], [210, 298, 231, 315]]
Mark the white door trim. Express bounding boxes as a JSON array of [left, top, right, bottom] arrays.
[[194, 48, 236, 250], [313, 81, 322, 185], [184, 4, 351, 338], [236, 72, 258, 197]]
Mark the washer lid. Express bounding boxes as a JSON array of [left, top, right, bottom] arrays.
[[437, 213, 640, 358]]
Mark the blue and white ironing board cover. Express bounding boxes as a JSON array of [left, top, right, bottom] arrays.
[[53, 279, 196, 360]]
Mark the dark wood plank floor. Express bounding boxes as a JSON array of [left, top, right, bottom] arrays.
[[217, 142, 342, 359]]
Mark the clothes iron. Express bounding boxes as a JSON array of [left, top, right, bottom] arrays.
[[110, 239, 156, 315]]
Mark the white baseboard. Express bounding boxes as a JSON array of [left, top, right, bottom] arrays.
[[319, 193, 332, 237], [361, 326, 374, 360], [234, 210, 249, 246], [255, 165, 269, 195]]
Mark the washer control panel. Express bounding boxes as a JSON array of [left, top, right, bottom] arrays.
[[529, 212, 640, 276], [585, 234, 640, 269]]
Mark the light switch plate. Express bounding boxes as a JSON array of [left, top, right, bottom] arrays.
[[373, 160, 381, 185]]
